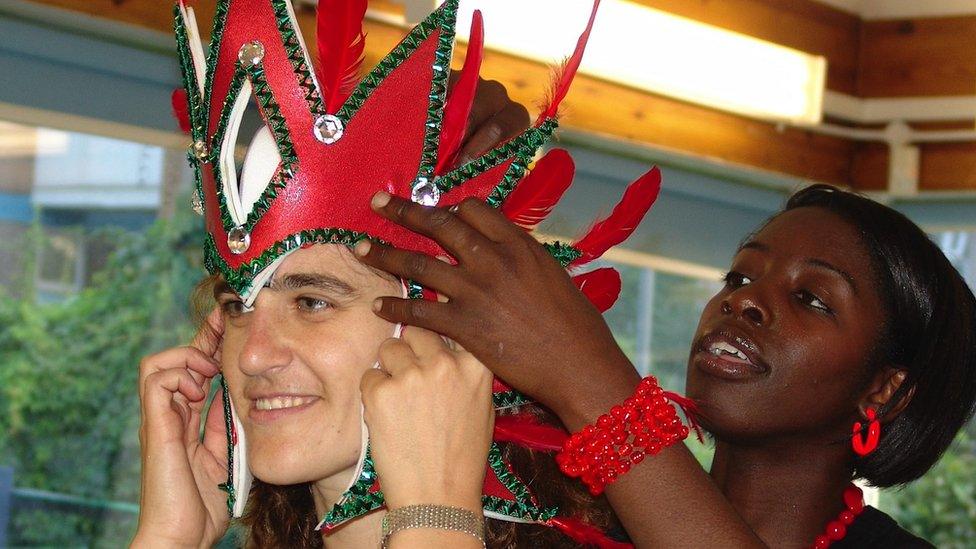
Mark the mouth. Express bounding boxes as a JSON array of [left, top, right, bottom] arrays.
[[247, 394, 320, 423], [693, 329, 769, 381]]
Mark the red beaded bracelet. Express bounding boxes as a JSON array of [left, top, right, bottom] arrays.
[[556, 376, 700, 495]]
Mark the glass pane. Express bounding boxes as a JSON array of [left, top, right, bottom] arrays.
[[600, 258, 723, 467], [0, 120, 199, 547]]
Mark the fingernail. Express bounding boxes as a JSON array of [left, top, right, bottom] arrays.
[[354, 240, 372, 257], [372, 298, 382, 312], [372, 191, 391, 209]]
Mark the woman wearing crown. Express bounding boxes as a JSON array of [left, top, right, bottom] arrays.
[[134, 0, 642, 547]]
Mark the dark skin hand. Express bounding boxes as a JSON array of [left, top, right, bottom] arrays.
[[354, 198, 913, 547], [447, 73, 530, 169]]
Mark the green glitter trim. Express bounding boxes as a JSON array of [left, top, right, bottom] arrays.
[[209, 60, 298, 234], [320, 446, 384, 528], [414, 0, 458, 182], [543, 241, 583, 268], [270, 0, 324, 114], [217, 375, 236, 516], [484, 443, 559, 522], [187, 150, 204, 205], [173, 5, 206, 144], [407, 280, 425, 300], [204, 229, 372, 296], [482, 495, 558, 523], [203, 0, 230, 121], [493, 389, 532, 410], [332, 1, 449, 122], [487, 119, 559, 206], [432, 118, 558, 206], [209, 61, 247, 231]]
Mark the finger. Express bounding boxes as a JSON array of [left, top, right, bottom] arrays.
[[360, 368, 391, 402], [354, 240, 464, 295], [202, 385, 228, 453], [401, 326, 452, 363], [144, 368, 208, 412], [451, 197, 526, 243], [376, 337, 418, 377], [190, 307, 224, 357], [139, 346, 220, 383], [370, 193, 492, 263], [456, 101, 531, 167], [372, 296, 457, 336]]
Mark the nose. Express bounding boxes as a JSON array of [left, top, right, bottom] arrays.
[[721, 289, 768, 326], [237, 303, 293, 376]]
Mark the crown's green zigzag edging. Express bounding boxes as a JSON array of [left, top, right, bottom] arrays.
[[317, 442, 559, 528], [493, 390, 532, 409], [203, 0, 231, 125], [174, 6, 208, 204], [204, 229, 373, 296], [208, 60, 299, 234], [415, 0, 458, 182], [270, 0, 324, 114], [217, 376, 236, 516], [485, 443, 559, 522], [205, 231, 580, 299], [320, 446, 385, 528], [173, 6, 206, 144]]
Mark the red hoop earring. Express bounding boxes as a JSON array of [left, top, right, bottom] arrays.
[[852, 408, 881, 456]]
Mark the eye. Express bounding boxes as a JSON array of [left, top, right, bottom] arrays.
[[219, 298, 248, 317], [297, 296, 330, 313], [723, 271, 752, 289], [796, 290, 832, 314]]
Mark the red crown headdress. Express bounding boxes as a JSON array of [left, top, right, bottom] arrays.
[[174, 0, 660, 543]]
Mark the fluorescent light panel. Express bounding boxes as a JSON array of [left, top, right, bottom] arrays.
[[448, 0, 826, 124]]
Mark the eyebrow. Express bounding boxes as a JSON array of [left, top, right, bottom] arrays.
[[738, 241, 858, 294], [266, 272, 358, 296], [214, 280, 233, 299]]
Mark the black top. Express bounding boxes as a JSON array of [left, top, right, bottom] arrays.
[[833, 506, 934, 548]]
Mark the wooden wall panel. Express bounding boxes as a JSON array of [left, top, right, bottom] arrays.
[[850, 143, 888, 191], [919, 143, 976, 191], [859, 16, 976, 97]]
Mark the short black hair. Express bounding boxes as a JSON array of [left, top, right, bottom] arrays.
[[784, 184, 976, 487]]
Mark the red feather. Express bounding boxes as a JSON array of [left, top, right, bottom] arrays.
[[171, 88, 191, 134], [436, 10, 484, 175], [548, 516, 634, 549], [571, 166, 662, 266], [501, 149, 575, 229], [572, 268, 622, 313], [536, 0, 601, 124], [664, 391, 705, 443], [493, 413, 567, 452], [316, 0, 368, 113]]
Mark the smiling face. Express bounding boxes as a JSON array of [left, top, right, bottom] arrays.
[[217, 244, 400, 490], [686, 207, 888, 442]]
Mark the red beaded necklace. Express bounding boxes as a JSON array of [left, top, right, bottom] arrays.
[[811, 484, 865, 548]]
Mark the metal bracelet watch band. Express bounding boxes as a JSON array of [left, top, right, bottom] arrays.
[[381, 504, 486, 548]]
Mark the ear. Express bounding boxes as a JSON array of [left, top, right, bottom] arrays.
[[859, 367, 914, 422]]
